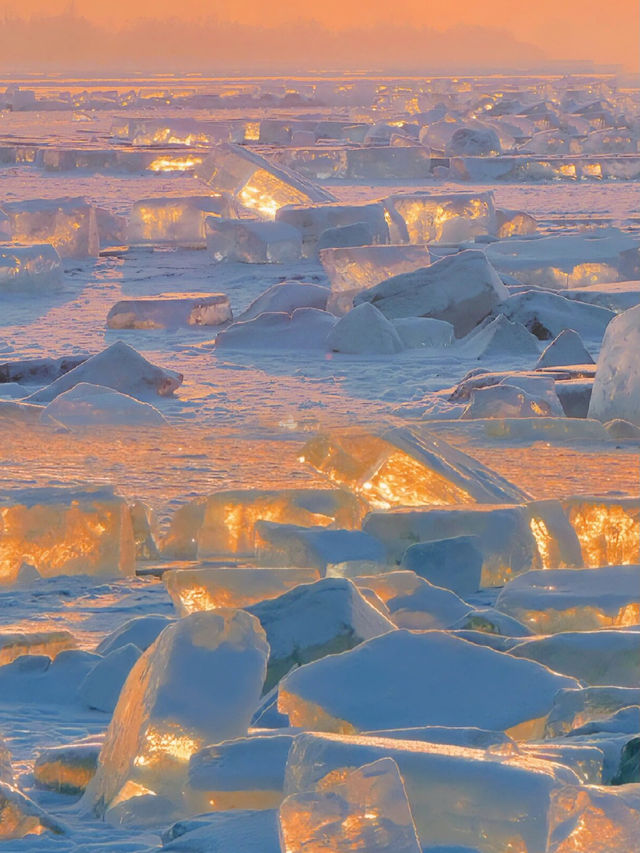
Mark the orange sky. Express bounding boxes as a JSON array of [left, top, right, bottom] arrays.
[[6, 0, 640, 69]]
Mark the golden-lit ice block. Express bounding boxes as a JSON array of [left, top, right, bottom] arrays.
[[562, 495, 639, 567], [301, 427, 526, 512], [383, 190, 496, 243], [84, 610, 269, 816], [164, 566, 320, 616], [34, 740, 101, 795], [0, 630, 76, 666], [0, 782, 65, 840], [549, 784, 640, 853], [0, 487, 135, 585], [127, 195, 233, 248], [107, 294, 232, 330], [1, 197, 99, 258]]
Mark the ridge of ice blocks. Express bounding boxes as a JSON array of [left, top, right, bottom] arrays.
[[238, 281, 329, 321], [496, 289, 615, 342], [165, 567, 320, 616], [496, 565, 640, 633], [127, 195, 233, 247], [34, 740, 101, 794], [283, 734, 579, 853], [536, 329, 594, 368], [247, 578, 394, 690], [0, 486, 135, 584], [216, 308, 336, 351], [301, 426, 526, 510], [83, 610, 269, 816], [588, 303, 640, 426], [400, 536, 483, 596], [458, 315, 541, 360], [0, 243, 63, 290], [197, 143, 335, 219], [279, 757, 422, 853], [327, 302, 405, 354], [0, 782, 66, 839], [319, 244, 431, 315], [1, 197, 99, 257], [107, 294, 232, 329], [206, 217, 302, 263], [162, 488, 366, 560], [255, 524, 386, 573], [275, 202, 389, 258], [355, 250, 509, 337], [41, 383, 168, 428], [279, 630, 578, 738], [26, 341, 182, 403], [561, 495, 639, 567], [383, 190, 496, 243], [0, 630, 76, 665], [484, 231, 640, 289]]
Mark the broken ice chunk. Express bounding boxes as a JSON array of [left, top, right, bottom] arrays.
[[107, 294, 232, 329], [41, 383, 168, 428], [548, 783, 640, 853], [275, 202, 389, 258], [34, 740, 101, 794], [461, 383, 555, 419], [215, 309, 336, 351], [128, 195, 233, 247], [400, 536, 483, 596], [255, 523, 386, 573], [562, 495, 639, 567], [0, 243, 63, 291], [545, 686, 640, 737], [536, 329, 594, 368], [326, 302, 405, 354], [495, 289, 614, 342], [0, 630, 76, 666], [1, 197, 99, 257], [206, 217, 302, 263], [588, 303, 640, 426], [238, 281, 329, 321], [0, 782, 66, 839], [79, 643, 142, 713], [383, 190, 496, 243]]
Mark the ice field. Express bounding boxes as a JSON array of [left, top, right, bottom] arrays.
[[0, 73, 638, 851]]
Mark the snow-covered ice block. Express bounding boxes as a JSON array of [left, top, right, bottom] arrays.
[[206, 217, 302, 263], [255, 522, 386, 572], [562, 495, 639, 567], [496, 566, 640, 633], [485, 231, 640, 289], [279, 630, 578, 739], [495, 290, 614, 342], [279, 757, 421, 853], [79, 643, 142, 713], [215, 308, 336, 351], [247, 578, 393, 690], [319, 244, 431, 315], [41, 383, 168, 428], [128, 196, 233, 247], [0, 243, 63, 290], [355, 250, 509, 337], [353, 571, 470, 629], [401, 536, 483, 596], [510, 630, 640, 687], [301, 427, 526, 510], [107, 294, 232, 329], [34, 740, 101, 794], [275, 202, 388, 258], [0, 781, 66, 840], [383, 191, 496, 243], [536, 329, 594, 368], [237, 281, 329, 321], [198, 143, 335, 219], [97, 615, 173, 656], [458, 314, 541, 359], [186, 733, 296, 813], [0, 630, 75, 666], [545, 686, 640, 737], [588, 304, 640, 426], [165, 567, 320, 616], [461, 383, 556, 419], [0, 486, 135, 584], [84, 610, 269, 814], [392, 317, 454, 348], [1, 196, 99, 257], [162, 809, 280, 853], [495, 208, 537, 238], [284, 732, 577, 853], [26, 341, 182, 403], [326, 302, 405, 354]]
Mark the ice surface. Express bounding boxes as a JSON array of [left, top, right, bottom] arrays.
[[327, 302, 405, 354], [79, 643, 142, 712], [34, 741, 101, 794], [26, 341, 183, 403], [279, 757, 422, 853], [536, 329, 594, 368], [562, 495, 639, 567], [237, 281, 329, 321], [206, 217, 302, 263], [383, 191, 496, 243], [275, 202, 389, 258], [495, 289, 614, 342], [1, 197, 99, 258], [0, 629, 75, 665], [0, 243, 63, 291], [588, 303, 640, 426], [215, 308, 336, 351], [0, 486, 135, 584], [496, 566, 640, 633], [279, 630, 578, 738], [41, 382, 168, 428], [84, 610, 269, 815], [355, 250, 509, 337], [128, 196, 233, 247], [107, 294, 232, 329], [400, 536, 483, 596]]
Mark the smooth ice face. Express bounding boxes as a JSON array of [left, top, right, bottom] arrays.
[[383, 191, 496, 243], [107, 294, 232, 329], [588, 304, 640, 426], [495, 290, 614, 343], [41, 383, 168, 428], [0, 243, 63, 291], [215, 309, 336, 351], [1, 197, 100, 258], [127, 196, 233, 247], [83, 610, 269, 816], [561, 496, 639, 567], [279, 757, 422, 853], [496, 566, 640, 633], [536, 329, 594, 368], [0, 486, 135, 584], [206, 218, 302, 263], [278, 630, 578, 739], [457, 315, 541, 361]]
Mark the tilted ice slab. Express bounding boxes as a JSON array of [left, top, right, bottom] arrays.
[[494, 289, 615, 342], [283, 731, 578, 853], [496, 566, 640, 633], [165, 567, 320, 616], [215, 308, 336, 351], [41, 383, 168, 428], [0, 243, 62, 290], [275, 201, 389, 258], [327, 302, 405, 354], [237, 281, 329, 321], [107, 294, 232, 330], [355, 250, 509, 337], [279, 757, 422, 853], [0, 485, 135, 584], [383, 190, 496, 244], [206, 217, 302, 263], [25, 341, 182, 403], [301, 426, 526, 510], [127, 195, 233, 247], [588, 304, 640, 426], [279, 630, 578, 739], [83, 610, 269, 815], [1, 196, 100, 258]]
